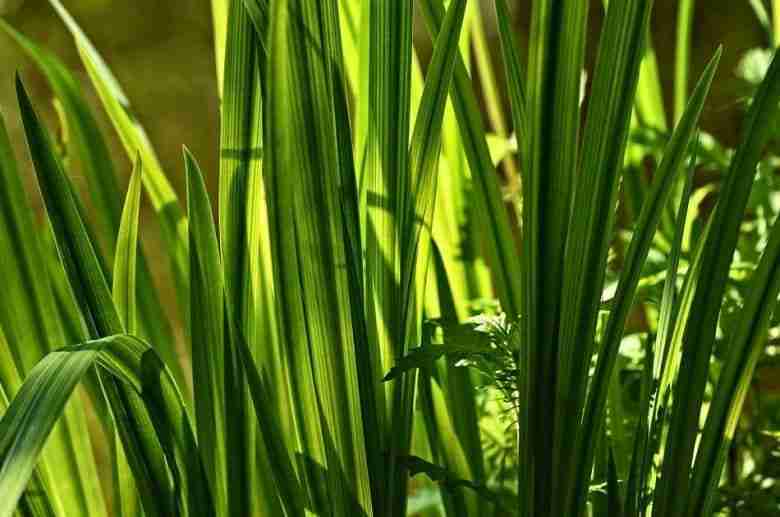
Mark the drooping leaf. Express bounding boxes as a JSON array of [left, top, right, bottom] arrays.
[[0, 334, 212, 517], [16, 78, 206, 517], [0, 349, 98, 517]]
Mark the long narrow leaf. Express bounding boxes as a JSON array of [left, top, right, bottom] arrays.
[[185, 150, 227, 515], [553, 2, 652, 514], [0, 20, 178, 376], [419, 0, 522, 318], [569, 49, 720, 516], [687, 191, 780, 516], [653, 47, 780, 517], [265, 0, 377, 513], [47, 0, 189, 316], [16, 78, 205, 517], [113, 157, 142, 333], [523, 0, 589, 510], [0, 349, 98, 517]]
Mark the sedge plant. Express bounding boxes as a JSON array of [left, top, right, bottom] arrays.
[[0, 1, 778, 516]]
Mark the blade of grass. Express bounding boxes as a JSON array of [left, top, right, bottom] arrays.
[[0, 20, 178, 376], [212, 0, 229, 95], [674, 0, 696, 123], [16, 78, 208, 517], [418, 373, 477, 517], [47, 0, 189, 319], [358, 0, 414, 508], [395, 2, 469, 513], [0, 111, 106, 517], [219, 1, 265, 514], [265, 0, 381, 513], [420, 0, 522, 319], [629, 137, 698, 517], [241, 0, 269, 49], [0, 348, 99, 517], [470, 3, 521, 194], [569, 50, 719, 517], [775, 0, 780, 46], [653, 47, 780, 517], [686, 190, 780, 516], [494, 0, 527, 155], [427, 242, 487, 515], [336, 0, 361, 94], [87, 335, 212, 516], [113, 156, 142, 334], [553, 2, 652, 514], [0, 333, 211, 517], [184, 150, 227, 515], [0, 329, 59, 517], [523, 0, 589, 510], [636, 34, 668, 131], [110, 156, 144, 517], [359, 0, 413, 462], [235, 331, 305, 516]]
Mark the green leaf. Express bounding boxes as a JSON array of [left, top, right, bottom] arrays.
[[419, 0, 522, 318], [418, 363, 479, 516], [0, 334, 212, 517], [265, 0, 379, 514], [653, 47, 780, 517], [3, 92, 108, 517], [405, 0, 468, 338], [110, 157, 144, 517], [635, 33, 668, 132], [403, 455, 502, 508], [383, 337, 491, 382], [569, 49, 720, 516], [184, 149, 227, 515], [0, 349, 98, 517], [398, 1, 469, 512], [552, 2, 652, 514], [219, 1, 266, 513], [358, 0, 415, 510], [0, 19, 178, 382], [606, 446, 624, 517], [520, 0, 589, 511], [241, 0, 269, 51], [686, 184, 780, 515], [87, 335, 213, 517], [16, 77, 122, 338], [113, 156, 143, 333], [15, 78, 196, 517], [235, 331, 304, 516], [493, 0, 527, 156], [47, 0, 189, 318], [674, 0, 696, 122], [630, 136, 698, 517], [212, 0, 229, 95]]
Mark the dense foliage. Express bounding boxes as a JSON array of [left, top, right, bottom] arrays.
[[0, 1, 778, 516]]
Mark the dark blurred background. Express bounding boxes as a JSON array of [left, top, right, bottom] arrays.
[[0, 0, 218, 208]]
